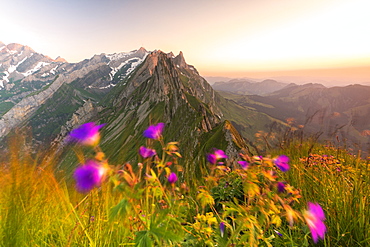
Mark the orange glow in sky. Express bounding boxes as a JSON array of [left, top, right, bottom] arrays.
[[1, 0, 370, 82]]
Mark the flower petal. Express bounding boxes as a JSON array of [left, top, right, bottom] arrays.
[[274, 155, 290, 172], [69, 122, 105, 146], [168, 172, 178, 184], [143, 123, 165, 139], [74, 160, 106, 193]]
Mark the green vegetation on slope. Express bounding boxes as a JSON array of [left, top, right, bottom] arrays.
[[1, 130, 368, 246], [0, 101, 14, 116]]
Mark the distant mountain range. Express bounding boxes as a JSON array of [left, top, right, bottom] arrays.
[[211, 78, 290, 95], [217, 82, 370, 153], [1, 41, 368, 166], [205, 65, 370, 88]]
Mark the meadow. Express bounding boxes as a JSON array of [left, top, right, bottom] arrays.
[[0, 123, 369, 246]]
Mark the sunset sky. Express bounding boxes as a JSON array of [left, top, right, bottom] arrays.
[[1, 0, 370, 83]]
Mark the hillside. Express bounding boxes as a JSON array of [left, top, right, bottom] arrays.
[[218, 83, 370, 153]]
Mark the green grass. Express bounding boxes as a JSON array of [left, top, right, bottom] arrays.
[[275, 142, 370, 246], [0, 132, 369, 246], [0, 101, 14, 115]]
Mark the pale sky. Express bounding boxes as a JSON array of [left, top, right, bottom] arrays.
[[1, 0, 370, 82]]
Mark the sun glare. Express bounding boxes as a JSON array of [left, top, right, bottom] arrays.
[[207, 0, 370, 71]]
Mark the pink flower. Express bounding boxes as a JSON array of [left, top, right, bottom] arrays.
[[73, 160, 106, 193], [237, 161, 249, 169], [207, 149, 228, 165], [304, 202, 326, 243], [139, 146, 156, 158], [168, 172, 178, 184], [69, 122, 106, 146], [143, 123, 165, 140], [277, 182, 286, 193], [274, 155, 290, 172]]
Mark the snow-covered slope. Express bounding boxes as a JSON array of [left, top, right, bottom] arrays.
[[0, 43, 64, 89]]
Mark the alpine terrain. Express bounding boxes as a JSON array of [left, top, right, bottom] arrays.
[[0, 42, 286, 170]]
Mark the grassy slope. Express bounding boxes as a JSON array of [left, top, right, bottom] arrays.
[[1, 133, 368, 246], [272, 141, 370, 246], [216, 90, 288, 148]]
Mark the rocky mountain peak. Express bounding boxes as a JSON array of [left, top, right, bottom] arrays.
[[2, 43, 34, 54], [54, 56, 67, 63], [137, 47, 147, 56], [173, 51, 188, 69], [98, 48, 228, 163], [167, 52, 175, 58]]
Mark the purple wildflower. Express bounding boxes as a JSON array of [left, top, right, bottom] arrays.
[[237, 161, 249, 169], [304, 202, 326, 243], [274, 155, 290, 172], [207, 154, 217, 165], [274, 230, 283, 237], [214, 149, 228, 159], [73, 160, 106, 193], [220, 222, 225, 237], [143, 123, 165, 140], [207, 149, 228, 165], [277, 182, 286, 193], [168, 172, 178, 184], [69, 122, 106, 146], [139, 146, 156, 158]]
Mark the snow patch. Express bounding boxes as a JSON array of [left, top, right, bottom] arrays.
[[88, 83, 115, 90], [109, 57, 145, 78], [22, 62, 50, 77], [50, 65, 59, 74], [126, 57, 145, 75], [8, 49, 18, 55], [105, 51, 134, 61], [0, 71, 10, 88], [7, 56, 28, 74], [7, 64, 17, 74]]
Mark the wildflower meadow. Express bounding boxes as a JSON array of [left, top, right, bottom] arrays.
[[0, 122, 369, 246]]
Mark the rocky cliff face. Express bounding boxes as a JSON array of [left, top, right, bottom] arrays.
[[0, 74, 65, 137], [0, 43, 148, 142], [89, 50, 247, 166], [1, 43, 275, 168]]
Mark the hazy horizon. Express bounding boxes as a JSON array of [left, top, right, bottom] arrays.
[[204, 65, 370, 87]]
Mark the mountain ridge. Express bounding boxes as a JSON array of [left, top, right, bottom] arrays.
[[0, 44, 149, 139], [218, 83, 370, 153], [212, 78, 289, 95]]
